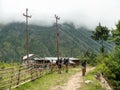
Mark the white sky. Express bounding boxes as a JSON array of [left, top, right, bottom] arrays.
[[0, 0, 120, 29]]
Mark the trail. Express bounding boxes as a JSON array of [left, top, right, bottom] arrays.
[[50, 67, 95, 90]]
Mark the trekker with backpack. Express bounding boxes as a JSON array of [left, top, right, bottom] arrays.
[[56, 58, 62, 74], [81, 60, 86, 76], [64, 58, 69, 73]]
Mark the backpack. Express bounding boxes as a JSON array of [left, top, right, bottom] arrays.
[[56, 60, 58, 65], [64, 59, 66, 64]]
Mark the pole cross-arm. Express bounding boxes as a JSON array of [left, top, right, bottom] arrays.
[[23, 8, 32, 18]]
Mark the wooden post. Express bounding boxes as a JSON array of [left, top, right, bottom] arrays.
[[23, 8, 32, 63], [17, 66, 22, 85], [36, 68, 38, 79], [30, 65, 33, 81], [9, 68, 14, 90], [55, 14, 60, 61]]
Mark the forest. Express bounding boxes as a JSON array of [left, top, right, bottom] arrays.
[[0, 20, 120, 89], [0, 22, 113, 62]]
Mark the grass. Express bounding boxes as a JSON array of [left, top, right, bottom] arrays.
[[0, 62, 20, 69], [1, 64, 104, 90], [78, 67, 103, 90], [13, 67, 80, 90]]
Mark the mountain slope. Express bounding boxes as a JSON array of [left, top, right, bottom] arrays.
[[0, 22, 113, 62]]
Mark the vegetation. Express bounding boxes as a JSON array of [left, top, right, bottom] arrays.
[[112, 20, 120, 45], [92, 20, 120, 90], [79, 68, 102, 90], [91, 23, 109, 53], [0, 20, 120, 90], [102, 20, 120, 90], [13, 68, 79, 90], [79, 50, 97, 66], [104, 48, 120, 90], [0, 22, 113, 62], [0, 62, 19, 69]]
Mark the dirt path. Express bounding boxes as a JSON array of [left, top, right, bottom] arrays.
[[50, 67, 95, 90]]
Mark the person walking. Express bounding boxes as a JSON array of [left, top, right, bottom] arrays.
[[81, 60, 86, 76], [50, 60, 54, 72], [56, 58, 62, 74], [64, 58, 69, 73]]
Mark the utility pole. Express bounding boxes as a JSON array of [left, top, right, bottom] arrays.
[[23, 8, 32, 63], [55, 14, 60, 61]]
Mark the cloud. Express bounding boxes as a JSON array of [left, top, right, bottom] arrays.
[[0, 0, 120, 29]]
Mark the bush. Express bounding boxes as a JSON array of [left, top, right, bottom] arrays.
[[102, 47, 120, 90]]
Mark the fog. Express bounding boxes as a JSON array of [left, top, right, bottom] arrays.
[[0, 0, 120, 29]]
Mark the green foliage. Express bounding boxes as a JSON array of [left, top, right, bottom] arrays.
[[0, 22, 113, 62], [104, 48, 120, 90], [92, 20, 120, 90], [79, 67, 102, 90], [79, 50, 97, 66], [112, 20, 120, 45], [91, 23, 109, 53], [91, 23, 109, 41], [102, 20, 120, 90], [95, 47, 120, 90], [0, 62, 19, 69]]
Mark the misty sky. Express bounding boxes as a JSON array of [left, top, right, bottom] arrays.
[[0, 0, 120, 29]]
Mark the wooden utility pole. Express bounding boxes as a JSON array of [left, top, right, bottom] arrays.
[[55, 14, 60, 61], [23, 8, 31, 63]]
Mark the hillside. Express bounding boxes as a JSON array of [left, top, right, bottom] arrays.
[[0, 22, 113, 62]]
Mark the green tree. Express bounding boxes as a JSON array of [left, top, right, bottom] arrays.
[[91, 23, 109, 53], [99, 20, 120, 90], [112, 20, 120, 46]]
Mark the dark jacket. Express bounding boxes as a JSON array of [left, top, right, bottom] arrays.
[[82, 61, 86, 67]]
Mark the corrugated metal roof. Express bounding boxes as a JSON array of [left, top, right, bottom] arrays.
[[23, 54, 34, 60], [23, 55, 79, 61], [69, 60, 75, 64], [45, 57, 57, 61], [44, 57, 79, 61], [33, 57, 44, 60], [69, 57, 79, 60]]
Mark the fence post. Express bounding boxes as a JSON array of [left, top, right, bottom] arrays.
[[9, 67, 14, 90], [17, 66, 22, 86], [30, 64, 33, 81], [36, 67, 38, 79]]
